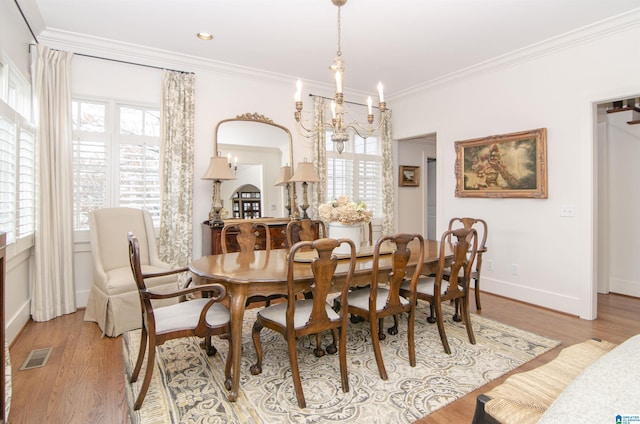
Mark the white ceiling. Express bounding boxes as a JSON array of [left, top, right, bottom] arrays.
[[23, 0, 640, 96]]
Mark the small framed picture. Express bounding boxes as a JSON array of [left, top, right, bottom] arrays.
[[399, 165, 420, 187]]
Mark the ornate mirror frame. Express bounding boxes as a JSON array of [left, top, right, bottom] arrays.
[[213, 113, 297, 219]]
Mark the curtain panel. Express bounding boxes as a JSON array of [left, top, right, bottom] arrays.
[[311, 96, 327, 219], [381, 109, 394, 236], [32, 45, 76, 321], [158, 71, 195, 269]]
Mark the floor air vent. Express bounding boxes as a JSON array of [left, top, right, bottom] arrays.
[[20, 347, 52, 370]]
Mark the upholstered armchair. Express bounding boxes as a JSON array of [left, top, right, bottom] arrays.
[[84, 207, 180, 337]]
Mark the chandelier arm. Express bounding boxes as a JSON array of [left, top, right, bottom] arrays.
[[344, 121, 384, 140], [296, 120, 334, 139]]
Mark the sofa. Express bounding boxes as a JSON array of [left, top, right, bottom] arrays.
[[472, 334, 640, 424]]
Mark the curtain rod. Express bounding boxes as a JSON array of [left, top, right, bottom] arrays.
[[27, 43, 193, 74], [17, 1, 190, 74], [15, 0, 39, 42], [309, 93, 385, 110]]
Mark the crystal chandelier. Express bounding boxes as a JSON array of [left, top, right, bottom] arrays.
[[294, 0, 387, 154]]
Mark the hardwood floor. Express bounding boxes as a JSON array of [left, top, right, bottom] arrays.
[[7, 292, 640, 424]]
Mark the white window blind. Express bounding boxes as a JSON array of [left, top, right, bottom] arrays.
[[0, 109, 16, 242], [17, 123, 35, 238], [325, 131, 383, 217], [72, 99, 161, 230]]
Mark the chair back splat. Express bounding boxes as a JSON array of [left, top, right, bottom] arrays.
[[286, 218, 326, 248], [249, 237, 357, 408]]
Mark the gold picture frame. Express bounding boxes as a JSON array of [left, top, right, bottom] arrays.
[[455, 128, 547, 198], [399, 165, 420, 187]]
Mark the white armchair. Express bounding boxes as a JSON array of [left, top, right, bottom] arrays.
[[84, 207, 180, 337]]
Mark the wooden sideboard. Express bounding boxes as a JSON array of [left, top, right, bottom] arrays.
[[201, 218, 290, 255]]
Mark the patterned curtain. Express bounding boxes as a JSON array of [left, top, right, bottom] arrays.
[[381, 109, 394, 236], [32, 45, 76, 321], [311, 96, 327, 219], [158, 70, 195, 268]]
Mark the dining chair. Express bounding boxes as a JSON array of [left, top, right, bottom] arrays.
[[339, 233, 425, 380], [249, 237, 357, 408], [446, 217, 487, 319], [221, 221, 282, 307], [127, 232, 232, 410], [286, 218, 326, 247], [221, 221, 271, 253], [400, 227, 478, 354]]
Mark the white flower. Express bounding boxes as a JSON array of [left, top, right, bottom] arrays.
[[318, 196, 373, 225]]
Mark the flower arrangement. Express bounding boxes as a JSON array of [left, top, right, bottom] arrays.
[[318, 196, 373, 225]]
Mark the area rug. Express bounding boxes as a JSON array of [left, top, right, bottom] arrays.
[[123, 304, 559, 423]]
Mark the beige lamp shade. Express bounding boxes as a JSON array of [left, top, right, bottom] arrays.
[[274, 165, 293, 186], [290, 161, 320, 183], [201, 156, 237, 181]]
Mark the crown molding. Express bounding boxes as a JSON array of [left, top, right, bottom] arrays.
[[37, 28, 317, 90], [392, 8, 640, 100]]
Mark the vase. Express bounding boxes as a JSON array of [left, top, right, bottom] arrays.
[[328, 222, 361, 254]]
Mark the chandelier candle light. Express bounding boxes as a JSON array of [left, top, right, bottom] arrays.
[[294, 0, 387, 154]]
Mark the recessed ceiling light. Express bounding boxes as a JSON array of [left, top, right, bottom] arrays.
[[197, 32, 213, 41]]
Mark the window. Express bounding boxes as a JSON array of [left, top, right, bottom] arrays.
[[0, 51, 34, 246], [325, 132, 383, 217], [72, 99, 161, 230]]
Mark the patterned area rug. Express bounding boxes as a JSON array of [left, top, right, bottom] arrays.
[[123, 304, 559, 423]]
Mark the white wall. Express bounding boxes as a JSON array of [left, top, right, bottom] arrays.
[[392, 16, 640, 319]]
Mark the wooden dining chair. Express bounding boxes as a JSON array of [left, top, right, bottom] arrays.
[[221, 221, 282, 307], [249, 237, 357, 408], [445, 217, 487, 319], [338, 233, 425, 380], [221, 221, 271, 253], [400, 227, 478, 354], [286, 218, 326, 247], [127, 232, 232, 410]]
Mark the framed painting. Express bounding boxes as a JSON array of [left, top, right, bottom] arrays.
[[455, 128, 547, 198], [399, 165, 420, 187]]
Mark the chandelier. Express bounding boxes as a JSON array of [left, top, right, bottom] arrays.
[[294, 0, 387, 154]]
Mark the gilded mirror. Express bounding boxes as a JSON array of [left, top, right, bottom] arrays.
[[214, 113, 295, 219]]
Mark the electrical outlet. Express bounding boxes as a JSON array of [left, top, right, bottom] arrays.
[[487, 260, 494, 271], [511, 264, 519, 276], [560, 205, 575, 217]]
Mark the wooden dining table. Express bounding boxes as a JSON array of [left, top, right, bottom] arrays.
[[189, 238, 451, 402]]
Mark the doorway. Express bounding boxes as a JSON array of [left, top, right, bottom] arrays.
[[595, 97, 640, 299], [396, 134, 436, 236]]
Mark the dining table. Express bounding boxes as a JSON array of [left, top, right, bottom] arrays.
[[189, 238, 452, 402]]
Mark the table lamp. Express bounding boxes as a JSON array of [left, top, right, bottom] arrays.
[[202, 156, 237, 227], [274, 165, 293, 218], [289, 159, 320, 219]]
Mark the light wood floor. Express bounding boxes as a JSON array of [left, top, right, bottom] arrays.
[[7, 292, 640, 424]]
